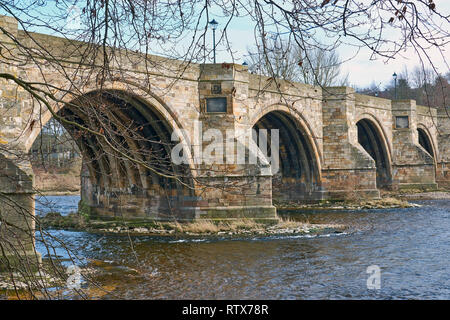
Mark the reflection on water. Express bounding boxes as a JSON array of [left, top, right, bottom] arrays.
[[35, 197, 450, 299]]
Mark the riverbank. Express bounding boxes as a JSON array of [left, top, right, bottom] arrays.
[[275, 189, 450, 211], [37, 190, 80, 196], [383, 190, 450, 200], [36, 189, 450, 238], [275, 197, 419, 211], [33, 159, 81, 195], [39, 212, 346, 238]]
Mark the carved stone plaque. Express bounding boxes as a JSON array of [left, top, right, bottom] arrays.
[[206, 97, 227, 113]]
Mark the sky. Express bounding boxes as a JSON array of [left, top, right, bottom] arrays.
[[3, 0, 449, 90], [203, 1, 450, 89]]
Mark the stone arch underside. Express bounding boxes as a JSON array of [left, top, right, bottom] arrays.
[[356, 118, 392, 189], [417, 127, 435, 158], [50, 89, 196, 220], [252, 110, 323, 201]]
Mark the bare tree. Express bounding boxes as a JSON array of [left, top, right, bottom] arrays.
[[0, 0, 448, 299], [411, 66, 436, 89], [247, 35, 302, 81], [297, 47, 349, 86], [356, 64, 449, 108], [355, 81, 382, 96], [247, 37, 349, 86]]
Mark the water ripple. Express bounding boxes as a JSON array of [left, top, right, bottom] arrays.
[[34, 197, 450, 299]]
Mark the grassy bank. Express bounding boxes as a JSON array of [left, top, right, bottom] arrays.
[[39, 212, 346, 237], [381, 188, 450, 200], [37, 188, 450, 237], [274, 197, 418, 211]]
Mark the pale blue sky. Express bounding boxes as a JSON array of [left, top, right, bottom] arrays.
[[2, 0, 448, 89], [205, 1, 450, 89]]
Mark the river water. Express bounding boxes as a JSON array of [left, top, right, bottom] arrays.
[[34, 195, 450, 299]]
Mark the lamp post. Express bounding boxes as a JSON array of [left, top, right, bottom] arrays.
[[209, 19, 218, 63], [393, 72, 397, 99]]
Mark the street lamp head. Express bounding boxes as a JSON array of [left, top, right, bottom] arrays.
[[242, 62, 248, 66], [393, 72, 398, 99], [209, 19, 219, 63], [209, 19, 219, 31]]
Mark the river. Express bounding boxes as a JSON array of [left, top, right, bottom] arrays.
[[34, 195, 450, 299]]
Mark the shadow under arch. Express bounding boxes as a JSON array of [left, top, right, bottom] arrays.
[[252, 109, 323, 201], [417, 126, 435, 158], [31, 89, 197, 221], [356, 118, 392, 189]]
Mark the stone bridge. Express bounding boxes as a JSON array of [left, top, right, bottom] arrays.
[[1, 16, 450, 259]]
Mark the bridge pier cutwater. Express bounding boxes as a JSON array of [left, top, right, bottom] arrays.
[[0, 15, 449, 266]]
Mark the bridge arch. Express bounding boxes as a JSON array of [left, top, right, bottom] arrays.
[[417, 124, 438, 180], [28, 88, 197, 220], [417, 124, 436, 159], [24, 82, 193, 160], [355, 116, 392, 189], [251, 105, 322, 201]]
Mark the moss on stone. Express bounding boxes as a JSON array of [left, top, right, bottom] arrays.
[[77, 199, 91, 222]]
